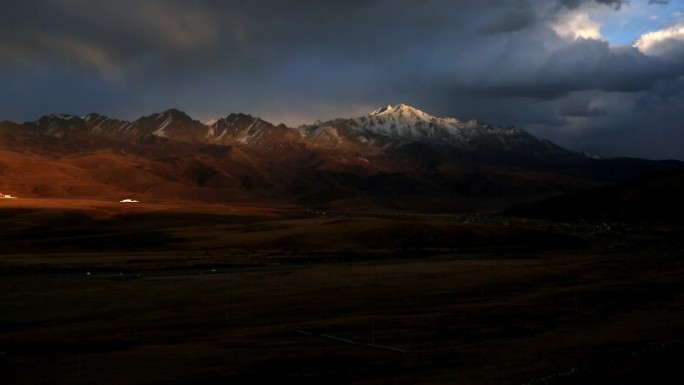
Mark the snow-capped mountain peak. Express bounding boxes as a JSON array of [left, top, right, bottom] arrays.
[[350, 104, 460, 140], [370, 105, 394, 115], [292, 103, 544, 153], [368, 103, 433, 120]]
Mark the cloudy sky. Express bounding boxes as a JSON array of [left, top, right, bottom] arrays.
[[1, 0, 684, 159]]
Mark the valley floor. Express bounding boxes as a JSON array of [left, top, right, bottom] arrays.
[[1, 199, 683, 384]]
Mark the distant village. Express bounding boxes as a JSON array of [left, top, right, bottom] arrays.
[[0, 193, 17, 199]]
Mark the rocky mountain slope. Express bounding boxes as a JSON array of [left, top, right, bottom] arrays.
[[8, 104, 579, 158], [1, 104, 681, 211]]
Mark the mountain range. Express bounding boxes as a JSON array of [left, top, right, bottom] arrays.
[[1, 104, 682, 212]]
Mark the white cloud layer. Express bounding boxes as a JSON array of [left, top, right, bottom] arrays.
[[552, 11, 604, 41], [635, 21, 684, 59]]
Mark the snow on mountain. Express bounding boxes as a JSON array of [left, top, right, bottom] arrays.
[[120, 109, 207, 142], [354, 103, 464, 140], [153, 114, 175, 138], [28, 114, 87, 138], [82, 113, 126, 135], [17, 104, 582, 161], [206, 113, 275, 145], [298, 103, 538, 153], [370, 103, 439, 120], [26, 104, 533, 149], [353, 103, 524, 141]]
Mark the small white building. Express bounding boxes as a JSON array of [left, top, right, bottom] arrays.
[[119, 198, 139, 203]]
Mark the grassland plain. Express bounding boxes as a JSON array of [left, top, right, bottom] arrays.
[[1, 199, 683, 384]]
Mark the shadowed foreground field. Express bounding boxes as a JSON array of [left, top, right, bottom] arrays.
[[1, 199, 684, 384]]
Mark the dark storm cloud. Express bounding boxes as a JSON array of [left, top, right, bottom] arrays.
[[557, 0, 630, 10], [477, 2, 538, 34], [474, 40, 673, 97], [0, 0, 683, 159], [0, 0, 224, 75], [558, 96, 607, 117]]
